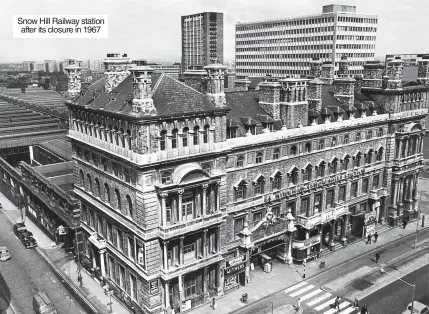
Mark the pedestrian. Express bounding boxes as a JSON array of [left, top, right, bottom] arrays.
[[353, 297, 359, 309], [361, 304, 368, 314], [366, 233, 372, 244], [211, 297, 217, 310], [297, 297, 301, 310], [375, 252, 380, 263], [374, 232, 379, 243], [335, 296, 340, 310], [403, 219, 408, 229]]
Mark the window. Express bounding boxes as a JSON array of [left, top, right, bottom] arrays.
[[171, 129, 178, 149], [305, 143, 311, 153], [184, 278, 197, 298], [318, 140, 325, 150], [160, 130, 167, 150], [373, 175, 380, 189], [79, 170, 84, 187], [272, 205, 281, 218], [203, 125, 209, 143], [378, 128, 383, 137], [162, 172, 172, 184], [254, 177, 264, 195], [343, 135, 349, 144], [128, 237, 135, 260], [119, 265, 125, 288], [253, 211, 262, 223], [351, 181, 358, 197], [107, 221, 112, 242], [183, 243, 195, 255], [227, 127, 237, 139], [193, 126, 200, 145], [236, 156, 244, 167], [290, 168, 299, 185], [102, 158, 108, 172], [331, 137, 337, 147], [108, 256, 115, 279], [182, 127, 189, 147], [235, 182, 246, 200], [117, 229, 124, 252], [326, 189, 334, 208], [115, 189, 121, 210], [300, 197, 309, 216], [272, 149, 280, 160], [126, 195, 133, 217], [366, 130, 372, 139], [181, 194, 194, 220], [255, 152, 263, 164], [314, 193, 322, 212], [130, 274, 137, 300], [339, 185, 346, 202], [329, 159, 338, 174], [124, 168, 130, 183], [355, 132, 361, 141], [234, 217, 245, 239], [272, 173, 282, 190], [290, 145, 297, 155], [316, 163, 325, 177], [95, 178, 101, 197], [362, 178, 369, 194], [303, 166, 312, 181], [365, 151, 373, 164], [354, 153, 361, 167], [104, 183, 110, 204], [342, 157, 350, 171], [376, 148, 384, 161], [137, 242, 145, 266]]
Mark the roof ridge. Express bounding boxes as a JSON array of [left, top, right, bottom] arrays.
[[152, 73, 165, 94]]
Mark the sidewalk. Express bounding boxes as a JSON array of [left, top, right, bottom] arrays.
[[0, 192, 130, 314], [191, 219, 427, 314]]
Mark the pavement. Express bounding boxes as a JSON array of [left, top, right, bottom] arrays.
[[0, 191, 130, 314]]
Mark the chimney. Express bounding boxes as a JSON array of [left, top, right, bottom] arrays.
[[129, 61, 157, 115], [183, 65, 208, 93], [321, 62, 334, 85], [279, 78, 309, 129], [257, 76, 282, 120], [417, 55, 429, 86], [103, 53, 131, 92], [386, 56, 404, 89], [234, 77, 251, 91], [333, 75, 355, 109], [354, 75, 363, 94], [204, 61, 228, 108], [64, 59, 82, 100], [337, 55, 349, 78], [362, 61, 384, 90], [307, 78, 323, 111], [309, 58, 323, 79]]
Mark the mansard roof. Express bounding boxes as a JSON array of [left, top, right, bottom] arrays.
[[70, 73, 222, 118]]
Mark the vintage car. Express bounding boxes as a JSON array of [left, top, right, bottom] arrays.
[[13, 222, 27, 237], [402, 302, 429, 314], [22, 237, 38, 249], [18, 230, 33, 241], [33, 292, 58, 314], [0, 246, 11, 261]]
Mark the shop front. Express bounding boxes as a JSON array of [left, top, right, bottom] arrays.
[[363, 212, 376, 237], [224, 255, 246, 292], [292, 234, 321, 261]]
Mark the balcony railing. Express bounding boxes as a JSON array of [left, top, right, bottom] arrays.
[[296, 204, 348, 229], [88, 231, 107, 249]]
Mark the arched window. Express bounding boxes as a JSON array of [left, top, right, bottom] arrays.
[[329, 158, 338, 174], [376, 147, 384, 161], [272, 149, 280, 160], [235, 182, 247, 200], [126, 195, 133, 217], [182, 127, 189, 147], [354, 152, 362, 167], [115, 189, 121, 210], [343, 135, 349, 144], [162, 172, 172, 184], [86, 173, 92, 192], [254, 176, 265, 195], [290, 145, 297, 156], [104, 183, 110, 204], [316, 162, 326, 177], [193, 126, 200, 145], [318, 140, 325, 150], [160, 130, 167, 151], [255, 152, 263, 164], [365, 150, 373, 164], [171, 129, 178, 149], [202, 164, 211, 175], [303, 165, 312, 181], [305, 143, 311, 153], [203, 125, 210, 144], [237, 156, 244, 167], [272, 172, 282, 190], [290, 168, 299, 186], [95, 178, 101, 197], [79, 170, 84, 187], [331, 137, 337, 147], [342, 156, 350, 171]]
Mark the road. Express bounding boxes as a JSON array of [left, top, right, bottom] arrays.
[[0, 210, 87, 314], [360, 264, 429, 314], [234, 227, 429, 314]]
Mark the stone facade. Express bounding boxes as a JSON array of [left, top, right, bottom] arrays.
[[104, 53, 131, 93], [321, 62, 335, 85], [64, 59, 82, 100]]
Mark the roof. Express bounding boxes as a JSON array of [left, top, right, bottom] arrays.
[[38, 138, 72, 161], [73, 73, 220, 117]]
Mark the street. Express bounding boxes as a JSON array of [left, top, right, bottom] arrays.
[[0, 210, 87, 314]]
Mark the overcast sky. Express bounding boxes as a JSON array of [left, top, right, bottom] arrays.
[[0, 0, 426, 63]]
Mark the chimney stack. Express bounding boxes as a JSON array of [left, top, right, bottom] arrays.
[[129, 60, 156, 115], [386, 56, 404, 89], [204, 61, 228, 108], [234, 76, 251, 91], [333, 75, 356, 109], [337, 55, 349, 78], [64, 59, 82, 100], [417, 55, 429, 86], [258, 76, 282, 120], [362, 61, 384, 90], [309, 58, 323, 79], [103, 53, 131, 92], [321, 62, 334, 85], [183, 65, 208, 93], [279, 78, 309, 129]]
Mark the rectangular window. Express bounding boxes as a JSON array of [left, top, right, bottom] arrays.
[[234, 217, 245, 239], [107, 222, 112, 242], [373, 175, 380, 189], [183, 243, 195, 255], [272, 205, 281, 218], [130, 274, 137, 300], [119, 265, 125, 288], [326, 189, 334, 208], [314, 193, 322, 212], [253, 211, 262, 223], [136, 242, 145, 266], [117, 230, 124, 252], [351, 181, 358, 197], [108, 256, 115, 279], [362, 178, 369, 194], [339, 185, 346, 202], [128, 237, 135, 260], [300, 197, 309, 215], [184, 278, 197, 298]]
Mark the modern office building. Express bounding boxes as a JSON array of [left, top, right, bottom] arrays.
[[146, 62, 181, 79], [235, 4, 378, 78], [44, 60, 59, 73], [22, 61, 37, 72], [181, 12, 224, 72]]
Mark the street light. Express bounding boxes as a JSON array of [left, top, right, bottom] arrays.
[[413, 192, 422, 249], [380, 267, 416, 313]]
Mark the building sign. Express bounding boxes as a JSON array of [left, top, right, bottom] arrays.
[[292, 235, 321, 250], [224, 275, 239, 291], [274, 169, 365, 200], [225, 262, 246, 277], [226, 255, 246, 268], [364, 212, 376, 225], [150, 280, 159, 295], [366, 224, 375, 236]]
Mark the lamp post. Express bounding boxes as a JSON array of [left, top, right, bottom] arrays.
[[285, 209, 297, 265], [413, 192, 422, 249], [380, 267, 415, 313]]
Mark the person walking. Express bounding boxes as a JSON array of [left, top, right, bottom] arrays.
[[334, 296, 340, 310], [361, 304, 368, 314], [375, 252, 381, 263], [353, 297, 359, 309], [211, 298, 217, 310], [366, 233, 372, 244], [374, 232, 379, 243], [403, 219, 408, 229]]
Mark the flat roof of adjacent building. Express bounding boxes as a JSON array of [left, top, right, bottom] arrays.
[[38, 138, 72, 161]]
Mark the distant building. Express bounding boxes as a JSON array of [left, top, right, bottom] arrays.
[[146, 62, 181, 78], [181, 12, 224, 72], [235, 4, 378, 77], [87, 59, 104, 72], [22, 61, 36, 72], [44, 60, 58, 73]]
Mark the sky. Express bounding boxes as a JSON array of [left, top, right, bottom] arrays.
[[0, 0, 427, 63]]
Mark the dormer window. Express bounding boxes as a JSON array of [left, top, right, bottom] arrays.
[[331, 137, 337, 147], [305, 143, 311, 153], [227, 127, 237, 139], [272, 149, 280, 160], [203, 125, 209, 144], [161, 172, 172, 184], [355, 132, 361, 141], [255, 152, 263, 164], [343, 135, 349, 144], [171, 129, 178, 149], [318, 140, 325, 150], [193, 126, 200, 145], [290, 145, 297, 156], [237, 156, 244, 167], [366, 130, 372, 140]]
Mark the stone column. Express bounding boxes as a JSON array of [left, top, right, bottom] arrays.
[[392, 178, 398, 207], [398, 178, 404, 206], [329, 221, 335, 248], [342, 215, 349, 243], [92, 247, 97, 269], [99, 249, 106, 277], [203, 267, 208, 297], [178, 274, 184, 306], [203, 229, 207, 257], [217, 263, 223, 294], [217, 226, 221, 253], [404, 137, 409, 158], [216, 183, 221, 212], [161, 193, 168, 227], [180, 236, 184, 265], [165, 282, 170, 309], [178, 190, 184, 222], [163, 241, 169, 270], [397, 139, 402, 159], [202, 183, 208, 216], [286, 233, 293, 264], [124, 134, 130, 150]]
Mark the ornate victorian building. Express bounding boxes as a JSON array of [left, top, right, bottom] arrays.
[[65, 54, 429, 313]]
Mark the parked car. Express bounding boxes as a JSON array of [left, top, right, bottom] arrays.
[[402, 302, 429, 314], [0, 246, 11, 261], [13, 222, 27, 237], [22, 237, 38, 249], [33, 291, 57, 314], [18, 230, 33, 241]]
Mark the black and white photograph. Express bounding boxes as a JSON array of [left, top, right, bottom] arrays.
[[0, 0, 429, 313]]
